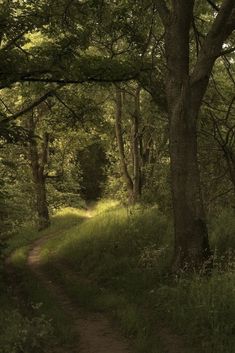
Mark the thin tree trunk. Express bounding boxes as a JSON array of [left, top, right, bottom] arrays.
[[224, 149, 235, 192], [28, 115, 50, 230], [114, 86, 134, 202], [132, 86, 141, 203]]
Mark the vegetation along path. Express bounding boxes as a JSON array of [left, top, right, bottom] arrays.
[[27, 226, 132, 353]]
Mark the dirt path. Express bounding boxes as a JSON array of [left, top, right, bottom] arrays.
[[27, 235, 132, 353]]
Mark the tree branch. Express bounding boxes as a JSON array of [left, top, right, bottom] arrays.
[[191, 0, 235, 90], [0, 90, 55, 123], [54, 92, 84, 123], [19, 76, 136, 85]]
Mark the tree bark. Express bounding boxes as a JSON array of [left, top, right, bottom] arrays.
[[168, 82, 210, 269], [164, 1, 209, 269], [28, 115, 50, 231]]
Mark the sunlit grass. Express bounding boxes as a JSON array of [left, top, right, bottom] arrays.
[[89, 198, 120, 215], [6, 206, 87, 259], [52, 206, 88, 226], [9, 246, 28, 268], [39, 205, 171, 271]]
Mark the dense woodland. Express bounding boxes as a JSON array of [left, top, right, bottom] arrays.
[[0, 1, 235, 353]]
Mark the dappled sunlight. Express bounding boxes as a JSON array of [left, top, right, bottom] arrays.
[[54, 207, 88, 220], [89, 199, 121, 216], [38, 204, 172, 276]]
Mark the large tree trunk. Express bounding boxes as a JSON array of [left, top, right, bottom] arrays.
[[156, 0, 235, 270], [28, 115, 50, 231], [164, 1, 209, 269], [168, 82, 210, 269]]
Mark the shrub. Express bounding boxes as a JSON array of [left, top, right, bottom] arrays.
[[0, 308, 54, 353]]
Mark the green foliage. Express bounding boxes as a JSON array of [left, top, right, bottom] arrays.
[[47, 184, 84, 210], [0, 309, 54, 353], [104, 166, 127, 201], [0, 120, 30, 144], [0, 151, 34, 240]]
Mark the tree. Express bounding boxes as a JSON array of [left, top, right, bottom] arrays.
[[156, 0, 235, 269], [26, 110, 50, 231]]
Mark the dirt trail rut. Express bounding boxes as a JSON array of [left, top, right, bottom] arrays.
[[27, 235, 132, 353]]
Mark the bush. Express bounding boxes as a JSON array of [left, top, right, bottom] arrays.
[[0, 308, 54, 353]]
